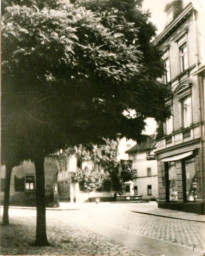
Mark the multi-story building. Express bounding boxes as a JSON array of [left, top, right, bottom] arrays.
[[154, 0, 205, 214], [126, 136, 158, 200]]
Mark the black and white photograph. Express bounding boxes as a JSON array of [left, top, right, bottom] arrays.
[[1, 0, 205, 255]]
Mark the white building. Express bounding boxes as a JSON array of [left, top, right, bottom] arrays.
[[126, 137, 158, 200]]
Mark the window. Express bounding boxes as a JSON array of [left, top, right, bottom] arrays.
[[166, 116, 173, 135], [15, 176, 25, 192], [185, 158, 198, 201], [133, 169, 138, 178], [164, 58, 170, 83], [166, 106, 173, 135], [168, 162, 178, 201], [179, 43, 188, 72], [25, 176, 35, 191], [134, 186, 138, 195], [125, 185, 130, 193], [147, 168, 152, 177], [182, 97, 192, 128], [147, 185, 152, 196]]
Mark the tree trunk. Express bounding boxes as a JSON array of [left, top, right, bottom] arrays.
[[34, 155, 49, 246], [3, 164, 13, 225]]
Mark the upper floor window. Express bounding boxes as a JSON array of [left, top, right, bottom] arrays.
[[164, 58, 170, 83], [147, 168, 152, 177], [165, 104, 173, 135], [166, 116, 173, 135], [182, 97, 192, 128], [133, 169, 138, 178], [179, 43, 188, 72]]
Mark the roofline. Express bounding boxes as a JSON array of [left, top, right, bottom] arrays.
[[126, 146, 155, 154], [154, 2, 194, 46]]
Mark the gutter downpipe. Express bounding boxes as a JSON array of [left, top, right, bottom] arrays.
[[193, 9, 205, 214]]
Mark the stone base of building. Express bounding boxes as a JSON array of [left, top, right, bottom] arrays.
[[158, 202, 205, 215]]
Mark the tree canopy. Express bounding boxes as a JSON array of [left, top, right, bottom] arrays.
[[2, 0, 171, 162], [2, 0, 171, 245]]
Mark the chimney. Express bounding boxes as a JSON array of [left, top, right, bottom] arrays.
[[164, 0, 183, 26]]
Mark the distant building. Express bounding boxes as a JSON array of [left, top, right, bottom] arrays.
[[126, 136, 158, 200], [1, 157, 59, 207], [154, 0, 205, 214]]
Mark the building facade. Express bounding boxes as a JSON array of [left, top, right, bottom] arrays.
[[1, 157, 59, 206], [126, 137, 158, 200], [154, 1, 205, 214]]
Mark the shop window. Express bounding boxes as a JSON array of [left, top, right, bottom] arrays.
[[147, 185, 152, 196], [134, 186, 138, 195], [168, 162, 178, 201], [147, 168, 152, 177], [179, 43, 188, 72], [25, 176, 35, 191], [185, 158, 197, 201], [15, 176, 25, 192], [181, 97, 192, 128]]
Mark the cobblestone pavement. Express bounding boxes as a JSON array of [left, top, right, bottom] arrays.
[[119, 212, 205, 250], [56, 203, 205, 253], [0, 209, 145, 256], [1, 203, 205, 255]]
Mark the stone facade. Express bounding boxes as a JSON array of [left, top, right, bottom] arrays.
[[154, 1, 205, 214]]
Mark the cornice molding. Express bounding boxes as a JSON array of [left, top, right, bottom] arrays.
[[155, 138, 201, 155], [154, 3, 194, 46]]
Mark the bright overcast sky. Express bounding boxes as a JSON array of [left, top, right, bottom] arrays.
[[142, 0, 171, 34], [142, 0, 171, 134]]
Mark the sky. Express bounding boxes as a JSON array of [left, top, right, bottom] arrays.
[[142, 0, 170, 134], [142, 0, 171, 34]]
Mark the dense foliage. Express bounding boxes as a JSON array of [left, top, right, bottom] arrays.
[[2, 0, 171, 245], [2, 0, 171, 161]]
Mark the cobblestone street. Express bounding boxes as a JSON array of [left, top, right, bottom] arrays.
[[0, 209, 144, 256], [61, 202, 205, 253], [1, 203, 205, 256]]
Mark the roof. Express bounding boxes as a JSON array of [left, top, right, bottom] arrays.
[[154, 2, 193, 45], [126, 136, 156, 154]]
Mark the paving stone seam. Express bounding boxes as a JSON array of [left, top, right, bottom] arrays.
[[131, 211, 205, 223], [101, 222, 205, 254]]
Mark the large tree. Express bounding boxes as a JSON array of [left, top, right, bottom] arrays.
[[2, 0, 171, 246]]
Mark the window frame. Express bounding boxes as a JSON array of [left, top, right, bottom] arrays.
[[147, 185, 152, 196], [181, 96, 192, 129], [133, 169, 138, 178], [147, 168, 152, 177], [134, 185, 138, 195], [179, 42, 188, 72], [164, 57, 171, 83], [25, 175, 35, 192], [162, 49, 171, 84]]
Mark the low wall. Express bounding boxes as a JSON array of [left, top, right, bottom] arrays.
[[77, 191, 114, 203]]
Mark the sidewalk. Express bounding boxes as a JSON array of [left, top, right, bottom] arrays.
[[129, 202, 205, 223]]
